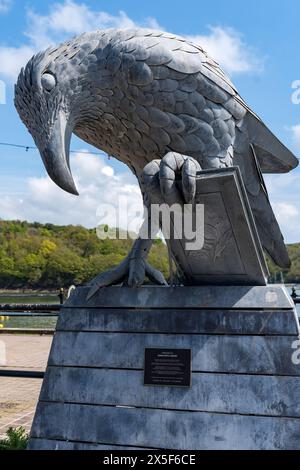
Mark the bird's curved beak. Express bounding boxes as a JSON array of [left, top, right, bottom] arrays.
[[40, 112, 79, 196]]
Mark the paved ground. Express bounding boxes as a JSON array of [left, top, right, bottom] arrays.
[[0, 334, 53, 438]]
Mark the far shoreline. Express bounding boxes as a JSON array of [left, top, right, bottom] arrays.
[[0, 289, 61, 295]]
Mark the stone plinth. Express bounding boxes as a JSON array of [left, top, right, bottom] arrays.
[[28, 285, 300, 450]]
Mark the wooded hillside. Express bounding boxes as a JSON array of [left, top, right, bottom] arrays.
[[0, 220, 297, 288]]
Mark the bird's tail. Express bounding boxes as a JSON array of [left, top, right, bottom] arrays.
[[244, 112, 298, 173], [248, 188, 291, 269], [235, 126, 291, 269]]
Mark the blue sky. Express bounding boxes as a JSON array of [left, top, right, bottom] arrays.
[[0, 0, 300, 242]]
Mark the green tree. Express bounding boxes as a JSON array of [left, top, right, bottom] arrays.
[[0, 219, 299, 289]]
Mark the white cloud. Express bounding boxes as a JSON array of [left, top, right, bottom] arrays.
[[0, 0, 160, 80], [0, 45, 34, 82], [265, 172, 300, 243], [187, 26, 263, 75], [273, 202, 299, 220], [0, 0, 262, 81], [0, 0, 12, 14], [25, 0, 160, 43], [0, 152, 143, 231], [101, 166, 114, 177], [24, 3, 147, 50]]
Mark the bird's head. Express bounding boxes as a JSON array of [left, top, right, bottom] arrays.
[[14, 36, 99, 195]]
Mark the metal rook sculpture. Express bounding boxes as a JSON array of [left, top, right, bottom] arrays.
[[15, 29, 300, 450], [14, 28, 298, 293]]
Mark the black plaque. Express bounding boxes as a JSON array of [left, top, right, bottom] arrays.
[[144, 348, 191, 387]]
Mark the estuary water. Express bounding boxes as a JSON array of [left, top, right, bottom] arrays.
[[0, 294, 59, 329]]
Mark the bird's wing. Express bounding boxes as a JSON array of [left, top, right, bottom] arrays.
[[165, 35, 299, 173], [243, 112, 298, 173], [111, 31, 241, 167], [234, 133, 290, 268], [110, 30, 291, 268], [114, 30, 297, 173]]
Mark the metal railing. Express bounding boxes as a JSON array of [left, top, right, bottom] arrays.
[[0, 305, 60, 379], [0, 303, 60, 312]]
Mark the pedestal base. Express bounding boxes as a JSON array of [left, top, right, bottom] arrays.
[[28, 285, 300, 450]]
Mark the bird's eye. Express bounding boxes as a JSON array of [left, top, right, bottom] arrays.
[[41, 72, 56, 91]]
